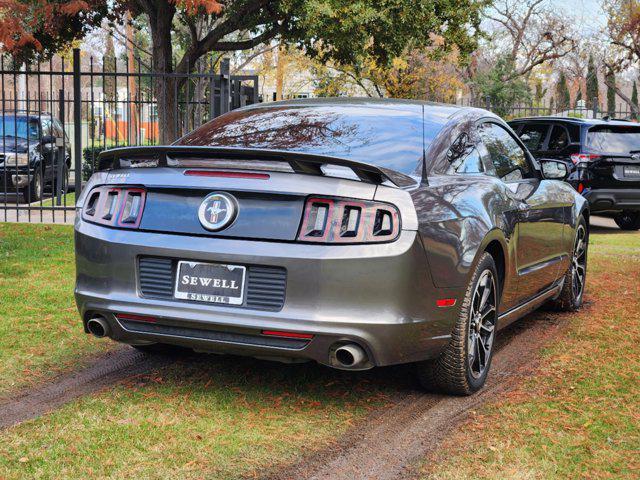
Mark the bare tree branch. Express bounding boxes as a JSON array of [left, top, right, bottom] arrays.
[[231, 44, 277, 74]]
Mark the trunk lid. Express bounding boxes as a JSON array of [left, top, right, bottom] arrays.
[[584, 125, 640, 188]]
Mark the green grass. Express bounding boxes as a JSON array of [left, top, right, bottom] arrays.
[[0, 359, 392, 479], [0, 223, 110, 396], [421, 232, 640, 479], [36, 192, 76, 208]]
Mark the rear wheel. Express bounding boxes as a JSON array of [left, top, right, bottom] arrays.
[[614, 210, 640, 230], [416, 252, 498, 395], [551, 218, 588, 311]]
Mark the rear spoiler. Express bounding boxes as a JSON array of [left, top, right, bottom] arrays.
[[97, 146, 418, 187]]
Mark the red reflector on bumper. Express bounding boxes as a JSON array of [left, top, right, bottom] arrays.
[[436, 298, 457, 308], [117, 313, 157, 323], [184, 170, 270, 179], [261, 330, 314, 339]]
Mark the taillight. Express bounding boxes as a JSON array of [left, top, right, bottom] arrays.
[[297, 197, 400, 243], [82, 186, 146, 228], [570, 153, 601, 165], [184, 170, 270, 180]]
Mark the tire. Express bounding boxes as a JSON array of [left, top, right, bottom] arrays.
[[58, 163, 70, 195], [416, 252, 499, 395], [551, 217, 588, 312], [23, 169, 43, 203], [614, 210, 640, 230]]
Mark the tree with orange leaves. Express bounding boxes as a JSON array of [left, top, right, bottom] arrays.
[[0, 0, 108, 62], [1, 0, 485, 141]]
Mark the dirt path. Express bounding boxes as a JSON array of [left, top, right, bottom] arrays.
[[0, 347, 178, 429], [262, 308, 569, 480]]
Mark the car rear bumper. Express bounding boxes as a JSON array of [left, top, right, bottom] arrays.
[[75, 220, 459, 368], [582, 188, 640, 212]]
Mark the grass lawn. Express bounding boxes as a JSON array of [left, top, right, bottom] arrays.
[[37, 192, 76, 208], [421, 231, 640, 479], [0, 358, 393, 479], [0, 223, 110, 397]]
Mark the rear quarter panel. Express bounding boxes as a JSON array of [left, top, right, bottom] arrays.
[[410, 174, 520, 312]]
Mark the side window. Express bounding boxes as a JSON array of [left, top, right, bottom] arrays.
[[446, 132, 484, 174], [52, 118, 64, 137], [479, 123, 532, 182], [27, 120, 40, 140], [518, 123, 549, 152], [448, 146, 484, 174], [547, 125, 570, 151], [40, 118, 52, 138]]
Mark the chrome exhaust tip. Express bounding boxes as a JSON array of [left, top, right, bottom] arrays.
[[333, 344, 367, 369], [86, 316, 110, 338]]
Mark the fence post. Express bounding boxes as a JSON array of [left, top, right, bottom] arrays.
[[592, 98, 599, 119], [73, 48, 82, 194], [57, 89, 64, 206], [253, 77, 259, 104], [219, 58, 230, 115]]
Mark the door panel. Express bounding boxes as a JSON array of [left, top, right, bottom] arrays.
[[478, 121, 568, 304], [510, 180, 569, 298]]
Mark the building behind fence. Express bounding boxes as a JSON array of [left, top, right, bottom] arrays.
[[1, 49, 637, 223]]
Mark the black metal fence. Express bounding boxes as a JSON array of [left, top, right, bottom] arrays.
[[457, 97, 639, 122], [0, 48, 258, 223], [2, 51, 638, 225]]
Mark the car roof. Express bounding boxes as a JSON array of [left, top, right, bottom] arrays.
[[241, 97, 483, 123], [508, 116, 637, 127]]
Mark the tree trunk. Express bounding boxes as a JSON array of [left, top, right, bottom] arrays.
[[148, 1, 178, 143], [275, 44, 284, 101]]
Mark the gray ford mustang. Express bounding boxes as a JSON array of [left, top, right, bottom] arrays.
[[75, 99, 589, 395]]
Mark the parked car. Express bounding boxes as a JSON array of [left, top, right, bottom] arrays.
[[509, 116, 640, 230], [0, 112, 71, 202], [75, 99, 588, 395]]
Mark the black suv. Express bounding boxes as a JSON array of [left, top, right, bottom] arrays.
[[509, 117, 640, 230], [0, 112, 71, 203]]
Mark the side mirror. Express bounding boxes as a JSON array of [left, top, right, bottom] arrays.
[[540, 159, 568, 180]]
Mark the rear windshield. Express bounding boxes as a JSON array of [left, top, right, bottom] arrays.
[[586, 125, 640, 154], [176, 105, 433, 176]]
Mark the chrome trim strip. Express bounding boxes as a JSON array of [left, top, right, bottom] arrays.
[[517, 254, 566, 276]]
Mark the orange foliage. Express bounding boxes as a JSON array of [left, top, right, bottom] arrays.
[[0, 0, 91, 53], [172, 0, 222, 15], [59, 0, 89, 15]]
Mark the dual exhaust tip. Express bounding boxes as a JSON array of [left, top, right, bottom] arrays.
[[86, 315, 110, 338]]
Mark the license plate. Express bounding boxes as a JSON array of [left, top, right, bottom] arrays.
[[174, 261, 246, 305], [623, 165, 640, 177]]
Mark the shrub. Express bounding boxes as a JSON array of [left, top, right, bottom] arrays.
[[82, 146, 105, 181]]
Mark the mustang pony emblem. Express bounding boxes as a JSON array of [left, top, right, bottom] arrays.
[[198, 193, 237, 231], [206, 200, 225, 223]]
